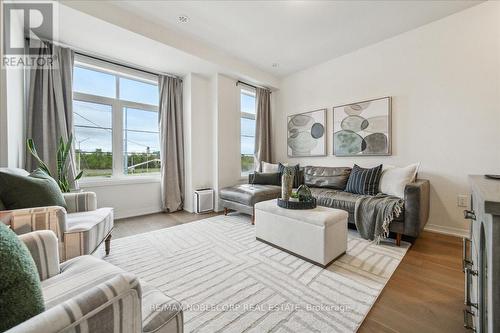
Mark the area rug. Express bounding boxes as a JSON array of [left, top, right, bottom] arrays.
[[106, 214, 409, 332]]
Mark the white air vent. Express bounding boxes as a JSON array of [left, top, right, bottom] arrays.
[[194, 189, 214, 214]]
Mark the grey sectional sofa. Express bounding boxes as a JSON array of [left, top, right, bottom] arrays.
[[219, 166, 430, 243]]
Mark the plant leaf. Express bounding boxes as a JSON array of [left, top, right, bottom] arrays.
[[27, 138, 52, 177], [61, 135, 72, 176], [75, 170, 84, 181]]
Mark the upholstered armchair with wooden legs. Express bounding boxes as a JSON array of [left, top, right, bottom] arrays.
[[0, 190, 113, 261], [7, 230, 183, 333]]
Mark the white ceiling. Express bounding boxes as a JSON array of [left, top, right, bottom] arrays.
[[111, 0, 481, 77]]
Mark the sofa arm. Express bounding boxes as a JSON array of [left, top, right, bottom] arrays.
[[63, 192, 97, 213], [19, 230, 60, 281], [403, 179, 430, 237], [0, 206, 67, 241], [6, 273, 142, 333]]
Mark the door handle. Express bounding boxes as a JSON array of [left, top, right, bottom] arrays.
[[462, 237, 473, 272], [464, 267, 478, 309], [464, 210, 476, 220], [463, 308, 476, 331]]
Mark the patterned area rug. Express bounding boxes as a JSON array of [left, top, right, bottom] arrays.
[[106, 214, 409, 333]]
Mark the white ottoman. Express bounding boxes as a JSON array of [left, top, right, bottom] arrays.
[[254, 199, 348, 268]]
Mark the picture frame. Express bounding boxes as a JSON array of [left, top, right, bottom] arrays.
[[333, 96, 392, 156], [287, 108, 327, 157]]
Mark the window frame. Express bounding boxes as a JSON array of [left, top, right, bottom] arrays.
[[239, 87, 257, 177], [73, 55, 159, 180]]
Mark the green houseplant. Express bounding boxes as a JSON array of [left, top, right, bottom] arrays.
[[27, 134, 83, 193]]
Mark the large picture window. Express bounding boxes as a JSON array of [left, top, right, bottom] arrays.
[[73, 56, 160, 178], [240, 88, 256, 176]]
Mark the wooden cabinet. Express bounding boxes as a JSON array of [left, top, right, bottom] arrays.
[[465, 176, 500, 332]]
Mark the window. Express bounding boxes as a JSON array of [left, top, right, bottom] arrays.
[[74, 101, 113, 177], [73, 57, 160, 178], [123, 107, 160, 175], [240, 88, 256, 176]]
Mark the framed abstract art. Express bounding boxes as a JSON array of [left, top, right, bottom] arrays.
[[333, 97, 392, 156], [287, 109, 326, 157]]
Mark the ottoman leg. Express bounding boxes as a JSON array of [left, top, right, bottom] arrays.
[[396, 233, 402, 246], [224, 207, 228, 216]]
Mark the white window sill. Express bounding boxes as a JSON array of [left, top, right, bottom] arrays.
[[79, 175, 161, 188]]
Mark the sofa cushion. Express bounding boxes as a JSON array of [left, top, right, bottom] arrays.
[[261, 161, 281, 173], [252, 172, 281, 186], [345, 164, 383, 195], [0, 223, 45, 332], [0, 169, 67, 210], [304, 166, 351, 190], [379, 163, 420, 198], [65, 207, 114, 257], [41, 255, 125, 308], [220, 184, 281, 206]]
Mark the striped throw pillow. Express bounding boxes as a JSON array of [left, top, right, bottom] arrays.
[[345, 164, 383, 195]]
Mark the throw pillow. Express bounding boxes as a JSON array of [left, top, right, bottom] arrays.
[[278, 163, 301, 188], [304, 166, 352, 190], [345, 164, 383, 195], [251, 172, 281, 186], [261, 162, 282, 173], [379, 163, 420, 198], [0, 223, 45, 331], [0, 169, 67, 210]]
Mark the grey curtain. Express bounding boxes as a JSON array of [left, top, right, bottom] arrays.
[[26, 42, 77, 186], [158, 75, 184, 212], [254, 87, 272, 170]]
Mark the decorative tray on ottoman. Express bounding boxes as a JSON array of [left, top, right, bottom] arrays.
[[277, 198, 317, 210]]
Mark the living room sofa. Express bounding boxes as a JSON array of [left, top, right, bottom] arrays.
[[7, 230, 183, 333], [219, 165, 430, 243]]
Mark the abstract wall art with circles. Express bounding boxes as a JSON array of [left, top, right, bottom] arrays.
[[333, 97, 392, 156], [287, 109, 326, 157]]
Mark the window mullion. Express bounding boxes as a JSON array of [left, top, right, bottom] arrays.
[[112, 77, 124, 177]]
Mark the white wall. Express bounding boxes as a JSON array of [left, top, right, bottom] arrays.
[[80, 179, 162, 219], [184, 73, 214, 212], [273, 1, 500, 236], [48, 5, 277, 218], [210, 74, 242, 211], [0, 6, 25, 168]]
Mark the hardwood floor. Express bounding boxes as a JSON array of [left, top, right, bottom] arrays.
[[113, 210, 220, 239], [359, 231, 466, 333], [113, 212, 466, 333]]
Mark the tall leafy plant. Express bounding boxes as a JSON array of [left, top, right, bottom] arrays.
[[27, 134, 83, 192]]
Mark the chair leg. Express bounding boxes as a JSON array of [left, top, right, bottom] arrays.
[[252, 207, 255, 225], [396, 233, 401, 246], [224, 207, 228, 216], [105, 234, 112, 255]]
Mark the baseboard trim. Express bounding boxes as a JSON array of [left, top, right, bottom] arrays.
[[424, 224, 469, 238], [115, 206, 163, 219]]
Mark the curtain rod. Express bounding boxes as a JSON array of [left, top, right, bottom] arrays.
[[25, 37, 179, 79], [236, 80, 271, 93]]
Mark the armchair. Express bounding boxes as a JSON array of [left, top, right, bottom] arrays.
[[7, 230, 183, 333], [0, 168, 113, 261]]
